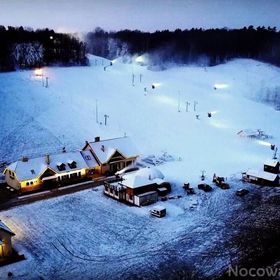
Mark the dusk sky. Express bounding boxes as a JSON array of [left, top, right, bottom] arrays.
[[0, 0, 279, 33]]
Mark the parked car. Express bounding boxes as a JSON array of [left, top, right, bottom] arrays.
[[236, 189, 249, 197], [150, 206, 166, 218], [198, 183, 213, 192]]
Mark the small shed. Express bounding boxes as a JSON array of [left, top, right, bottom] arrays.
[[264, 159, 280, 174], [0, 220, 15, 259], [243, 170, 279, 186]]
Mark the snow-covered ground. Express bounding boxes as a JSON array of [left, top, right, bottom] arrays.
[[0, 56, 280, 279]]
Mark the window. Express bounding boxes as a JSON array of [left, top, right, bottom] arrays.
[[78, 172, 81, 178], [30, 181, 33, 185], [85, 155, 91, 160], [26, 182, 29, 186], [57, 163, 66, 171], [68, 161, 77, 169], [31, 169, 35, 175]]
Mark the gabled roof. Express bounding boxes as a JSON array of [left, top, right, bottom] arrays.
[[121, 174, 154, 189], [246, 170, 279, 181], [264, 159, 279, 168], [6, 151, 93, 181], [0, 220, 15, 236], [86, 137, 139, 164], [80, 150, 98, 168]]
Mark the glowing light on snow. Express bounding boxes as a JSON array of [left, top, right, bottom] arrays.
[[210, 121, 228, 129], [34, 68, 43, 76], [156, 95, 177, 107], [111, 59, 117, 64], [210, 110, 218, 115], [257, 140, 272, 147], [152, 83, 161, 89], [135, 55, 145, 63], [213, 84, 229, 90]]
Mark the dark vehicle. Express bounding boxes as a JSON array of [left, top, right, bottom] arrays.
[[183, 183, 195, 194], [198, 183, 213, 192], [236, 189, 249, 197], [213, 176, 230, 189], [150, 206, 166, 218]]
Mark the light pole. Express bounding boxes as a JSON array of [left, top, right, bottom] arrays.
[[185, 101, 190, 112], [104, 114, 109, 126], [95, 99, 99, 123], [178, 91, 181, 112], [194, 101, 198, 111]]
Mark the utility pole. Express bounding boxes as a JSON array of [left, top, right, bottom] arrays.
[[178, 91, 181, 112], [104, 114, 109, 126], [194, 101, 198, 111], [273, 147, 278, 159], [185, 101, 190, 112], [45, 77, 49, 88], [95, 100, 99, 123]]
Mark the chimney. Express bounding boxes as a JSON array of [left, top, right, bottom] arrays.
[[22, 156, 28, 162], [95, 136, 100, 142], [45, 154, 50, 165]]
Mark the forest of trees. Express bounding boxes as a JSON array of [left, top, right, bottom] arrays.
[[0, 26, 88, 72], [86, 26, 280, 67], [1, 26, 280, 72]]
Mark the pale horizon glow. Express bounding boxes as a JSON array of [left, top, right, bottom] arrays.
[[0, 0, 279, 33]]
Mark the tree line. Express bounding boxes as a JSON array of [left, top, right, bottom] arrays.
[[86, 26, 280, 67], [0, 26, 88, 72]]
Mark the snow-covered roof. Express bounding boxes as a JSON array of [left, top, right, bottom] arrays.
[[152, 205, 166, 211], [87, 137, 139, 164], [0, 220, 15, 236], [134, 167, 164, 180], [246, 169, 279, 181], [121, 174, 155, 189], [6, 151, 91, 181], [264, 159, 279, 167], [81, 150, 98, 168]]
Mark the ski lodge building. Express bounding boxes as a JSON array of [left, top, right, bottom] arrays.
[[82, 136, 139, 175], [3, 136, 138, 193], [104, 167, 171, 206], [0, 220, 15, 260], [3, 151, 97, 193], [242, 169, 279, 186], [263, 159, 280, 174]]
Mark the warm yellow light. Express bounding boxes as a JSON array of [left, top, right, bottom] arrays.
[[34, 68, 43, 76]]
